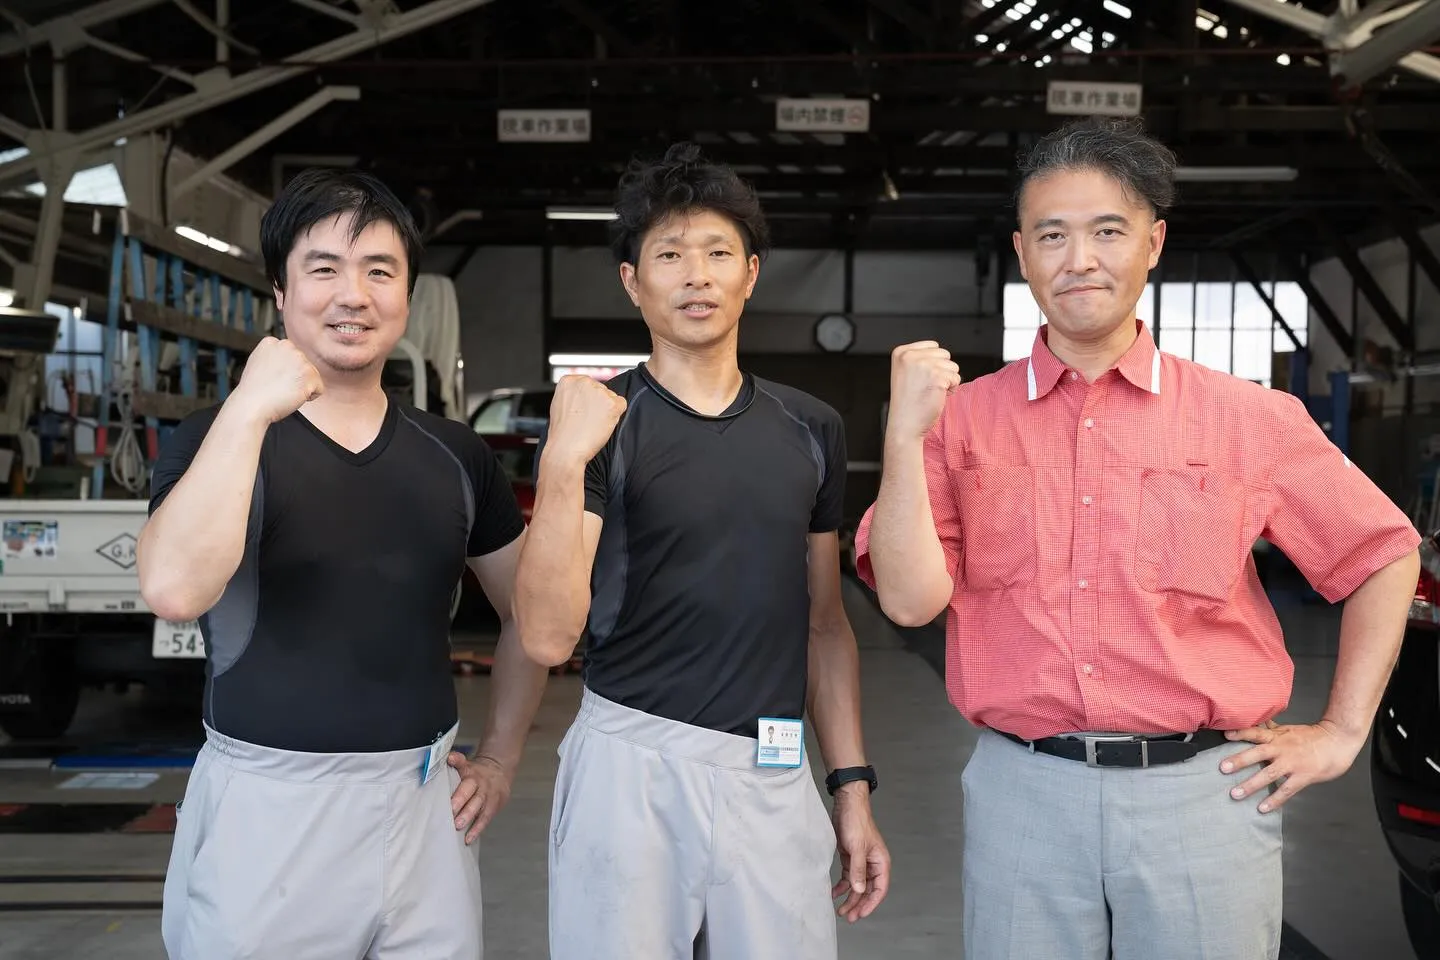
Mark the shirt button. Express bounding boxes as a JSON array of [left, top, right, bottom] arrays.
[[1084, 417, 1095, 429], [1082, 495, 1093, 505], [1082, 664, 1094, 675], [1070, 372, 1079, 381], [1078, 579, 1089, 589]]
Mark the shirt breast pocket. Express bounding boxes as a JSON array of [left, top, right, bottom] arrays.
[[954, 466, 1036, 591], [1135, 468, 1247, 603]]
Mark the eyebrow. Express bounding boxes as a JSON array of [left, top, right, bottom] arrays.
[[301, 250, 401, 269], [1031, 213, 1132, 232], [654, 233, 735, 247]]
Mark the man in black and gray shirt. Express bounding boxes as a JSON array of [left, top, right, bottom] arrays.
[[516, 142, 891, 960], [139, 168, 548, 960]]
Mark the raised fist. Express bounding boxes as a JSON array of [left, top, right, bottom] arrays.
[[887, 341, 961, 441], [545, 375, 627, 464], [232, 336, 324, 424]]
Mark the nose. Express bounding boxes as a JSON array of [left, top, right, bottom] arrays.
[[1063, 236, 1099, 275], [335, 265, 373, 309], [683, 251, 713, 288]]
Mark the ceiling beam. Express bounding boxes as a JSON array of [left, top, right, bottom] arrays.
[[0, 0, 497, 187], [864, 0, 936, 40], [0, 0, 169, 58], [1331, 0, 1440, 88], [552, 0, 645, 57]]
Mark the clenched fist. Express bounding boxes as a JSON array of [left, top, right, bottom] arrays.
[[545, 375, 627, 464], [232, 336, 324, 424], [887, 341, 961, 441]]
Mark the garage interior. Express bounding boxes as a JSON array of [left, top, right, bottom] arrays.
[[1, 0, 1439, 958]]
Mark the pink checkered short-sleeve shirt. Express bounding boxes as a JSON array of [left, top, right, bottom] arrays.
[[855, 322, 1419, 741]]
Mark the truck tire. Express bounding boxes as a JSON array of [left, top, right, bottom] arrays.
[[0, 637, 81, 741]]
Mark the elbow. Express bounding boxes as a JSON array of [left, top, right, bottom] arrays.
[[876, 584, 949, 628], [137, 560, 211, 623], [519, 630, 580, 668], [514, 605, 584, 668], [139, 581, 209, 623]]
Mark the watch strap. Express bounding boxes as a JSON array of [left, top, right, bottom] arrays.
[[825, 765, 878, 796]]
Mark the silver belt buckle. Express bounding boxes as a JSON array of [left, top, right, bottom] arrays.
[[1084, 734, 1141, 768]]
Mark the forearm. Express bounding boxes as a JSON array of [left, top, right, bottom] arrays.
[[514, 452, 592, 665], [474, 615, 550, 772], [870, 436, 952, 626], [1321, 548, 1421, 740], [806, 621, 868, 771], [137, 401, 268, 621]]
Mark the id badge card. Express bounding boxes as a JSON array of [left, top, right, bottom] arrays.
[[756, 717, 804, 768], [420, 721, 460, 785]]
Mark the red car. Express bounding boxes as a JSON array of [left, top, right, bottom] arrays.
[[484, 432, 538, 522], [452, 433, 536, 629]]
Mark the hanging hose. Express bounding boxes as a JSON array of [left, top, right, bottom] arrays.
[[109, 389, 147, 495]]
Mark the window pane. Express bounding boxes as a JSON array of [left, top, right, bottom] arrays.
[[1274, 282, 1309, 348], [1194, 328, 1232, 373], [1003, 282, 1043, 361], [1158, 282, 1194, 360], [1233, 329, 1273, 382], [1195, 282, 1232, 330], [1233, 281, 1273, 331], [471, 397, 515, 433]]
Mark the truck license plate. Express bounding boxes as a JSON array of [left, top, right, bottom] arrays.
[[152, 619, 205, 659]]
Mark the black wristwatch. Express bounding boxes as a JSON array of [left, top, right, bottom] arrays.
[[825, 765, 878, 796]]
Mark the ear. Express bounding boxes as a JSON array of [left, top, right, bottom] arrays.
[[1148, 219, 1167, 270], [744, 253, 760, 300], [619, 262, 639, 307], [1011, 231, 1028, 281], [273, 285, 285, 311]]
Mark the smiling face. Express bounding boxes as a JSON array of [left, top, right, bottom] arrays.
[[619, 208, 759, 354], [273, 213, 409, 378], [1012, 166, 1166, 351]]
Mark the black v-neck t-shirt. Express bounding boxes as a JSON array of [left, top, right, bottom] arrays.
[[538, 366, 847, 736], [149, 399, 524, 753]]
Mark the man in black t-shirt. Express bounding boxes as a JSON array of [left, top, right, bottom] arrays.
[[516, 142, 891, 960], [138, 169, 549, 960]]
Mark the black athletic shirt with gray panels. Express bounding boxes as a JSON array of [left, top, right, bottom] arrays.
[[148, 400, 525, 753], [541, 364, 847, 737]]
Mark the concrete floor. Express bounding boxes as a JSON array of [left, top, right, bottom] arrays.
[[0, 580, 1420, 959]]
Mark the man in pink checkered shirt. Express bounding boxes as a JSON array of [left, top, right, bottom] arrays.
[[856, 117, 1420, 960]]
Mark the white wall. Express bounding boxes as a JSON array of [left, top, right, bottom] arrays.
[[1307, 222, 1440, 408], [433, 244, 1002, 408]]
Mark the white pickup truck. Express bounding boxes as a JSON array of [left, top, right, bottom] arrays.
[[0, 498, 199, 739]]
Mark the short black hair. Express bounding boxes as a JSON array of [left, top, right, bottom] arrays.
[[1014, 117, 1178, 221], [260, 168, 425, 296], [608, 141, 770, 266]]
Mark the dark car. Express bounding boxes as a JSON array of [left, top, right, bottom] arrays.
[[1371, 527, 1440, 958], [468, 385, 554, 438]]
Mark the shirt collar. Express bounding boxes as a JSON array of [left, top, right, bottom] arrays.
[[1026, 320, 1161, 401]]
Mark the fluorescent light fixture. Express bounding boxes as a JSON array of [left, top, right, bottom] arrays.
[[1103, 0, 1132, 18], [1174, 166, 1298, 182], [175, 224, 245, 257], [549, 353, 649, 367], [545, 207, 617, 221]]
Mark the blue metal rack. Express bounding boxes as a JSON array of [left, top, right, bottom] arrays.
[[90, 210, 267, 498]]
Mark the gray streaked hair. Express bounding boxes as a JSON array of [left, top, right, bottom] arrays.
[[1014, 117, 1178, 221]]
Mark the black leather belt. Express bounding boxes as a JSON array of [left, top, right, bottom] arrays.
[[997, 728, 1230, 769]]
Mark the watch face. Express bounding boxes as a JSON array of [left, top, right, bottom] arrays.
[[816, 314, 855, 352]]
